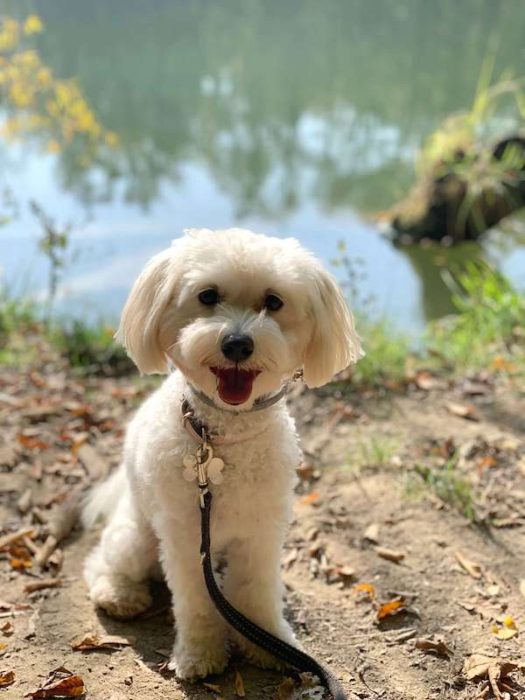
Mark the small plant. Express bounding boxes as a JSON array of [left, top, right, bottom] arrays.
[[429, 260, 525, 370], [29, 200, 72, 310], [351, 320, 411, 387], [50, 321, 134, 376], [408, 459, 476, 521]]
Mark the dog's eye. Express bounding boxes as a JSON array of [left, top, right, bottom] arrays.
[[198, 288, 220, 305], [263, 294, 283, 311]]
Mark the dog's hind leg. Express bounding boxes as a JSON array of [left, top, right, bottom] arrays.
[[84, 490, 157, 619]]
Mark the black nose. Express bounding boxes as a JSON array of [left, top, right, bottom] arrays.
[[221, 334, 254, 362]]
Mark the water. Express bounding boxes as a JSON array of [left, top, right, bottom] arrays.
[[1, 0, 525, 332]]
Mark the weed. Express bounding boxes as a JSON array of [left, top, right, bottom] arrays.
[[429, 260, 525, 371], [406, 458, 476, 521], [49, 321, 134, 376]]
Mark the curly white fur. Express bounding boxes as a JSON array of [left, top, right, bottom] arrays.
[[83, 228, 362, 679]]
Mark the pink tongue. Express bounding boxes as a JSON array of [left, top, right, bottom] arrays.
[[215, 368, 257, 405]]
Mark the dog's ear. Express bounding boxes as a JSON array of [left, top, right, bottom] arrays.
[[302, 265, 363, 388], [115, 248, 179, 374]]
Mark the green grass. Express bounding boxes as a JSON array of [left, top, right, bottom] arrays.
[[405, 458, 476, 521], [351, 319, 412, 387], [50, 321, 134, 376], [345, 436, 399, 473], [428, 260, 525, 372]]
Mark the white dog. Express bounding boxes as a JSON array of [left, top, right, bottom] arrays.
[[83, 228, 362, 679]]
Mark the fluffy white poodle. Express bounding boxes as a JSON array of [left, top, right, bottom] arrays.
[[83, 228, 362, 679]]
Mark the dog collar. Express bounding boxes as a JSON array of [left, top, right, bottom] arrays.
[[181, 398, 269, 446]]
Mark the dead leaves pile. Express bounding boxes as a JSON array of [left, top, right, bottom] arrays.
[[463, 654, 525, 700], [25, 666, 85, 698]]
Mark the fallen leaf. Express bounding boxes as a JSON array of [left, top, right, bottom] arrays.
[[463, 653, 524, 699], [1, 622, 14, 637], [446, 401, 479, 421], [520, 580, 525, 599], [24, 666, 85, 698], [299, 491, 320, 506], [276, 677, 296, 700], [332, 565, 356, 582], [17, 434, 50, 451], [363, 523, 380, 543], [491, 356, 517, 373], [71, 633, 133, 651], [492, 626, 518, 640], [0, 527, 35, 551], [415, 637, 451, 657], [203, 682, 222, 693], [377, 598, 406, 620], [0, 670, 15, 688], [24, 578, 62, 594], [0, 643, 7, 656], [414, 370, 440, 391], [454, 551, 482, 579], [234, 670, 245, 697], [353, 583, 376, 600], [375, 546, 405, 563]]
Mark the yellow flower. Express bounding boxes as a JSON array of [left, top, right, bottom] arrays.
[[0, 19, 20, 53], [23, 15, 44, 36]]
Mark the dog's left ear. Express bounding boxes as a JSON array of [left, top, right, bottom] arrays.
[[302, 266, 363, 388]]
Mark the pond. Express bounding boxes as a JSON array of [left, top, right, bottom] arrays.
[[1, 0, 525, 333]]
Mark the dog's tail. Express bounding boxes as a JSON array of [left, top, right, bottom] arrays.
[[81, 465, 126, 529]]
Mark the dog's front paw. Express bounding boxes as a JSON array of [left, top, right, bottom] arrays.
[[233, 624, 300, 671], [90, 574, 152, 619], [169, 640, 229, 679]]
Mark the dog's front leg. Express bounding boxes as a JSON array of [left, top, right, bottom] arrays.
[[223, 528, 298, 669], [159, 523, 228, 679]]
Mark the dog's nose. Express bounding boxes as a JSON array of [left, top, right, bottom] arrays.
[[221, 334, 254, 362]]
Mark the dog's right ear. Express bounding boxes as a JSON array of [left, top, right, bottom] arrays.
[[115, 248, 179, 374]]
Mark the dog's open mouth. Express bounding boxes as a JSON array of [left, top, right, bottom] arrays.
[[211, 367, 261, 405]]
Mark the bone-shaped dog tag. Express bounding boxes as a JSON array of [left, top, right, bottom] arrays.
[[182, 453, 198, 481], [207, 457, 225, 484]]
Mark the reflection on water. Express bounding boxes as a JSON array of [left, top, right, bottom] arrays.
[[1, 0, 524, 330]]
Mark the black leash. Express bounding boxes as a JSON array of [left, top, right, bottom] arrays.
[[199, 489, 347, 700]]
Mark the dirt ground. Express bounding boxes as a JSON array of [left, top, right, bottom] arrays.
[[1, 354, 524, 700]]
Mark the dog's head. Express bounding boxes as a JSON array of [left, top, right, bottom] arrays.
[[116, 229, 363, 409]]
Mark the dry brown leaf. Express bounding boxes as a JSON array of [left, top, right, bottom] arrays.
[[24, 578, 62, 594], [24, 666, 85, 698], [0, 670, 15, 688], [276, 677, 296, 700], [377, 598, 406, 620], [0, 643, 8, 656], [17, 434, 50, 451], [1, 622, 14, 637], [375, 546, 405, 563], [414, 370, 440, 391], [0, 527, 35, 551], [234, 670, 246, 697], [353, 582, 376, 600], [332, 565, 356, 582], [203, 682, 222, 693], [446, 401, 479, 421], [463, 654, 520, 681], [415, 637, 451, 657], [363, 523, 380, 543], [71, 633, 133, 651], [454, 551, 482, 579], [299, 491, 321, 506]]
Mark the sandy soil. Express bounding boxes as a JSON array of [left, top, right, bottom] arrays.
[[1, 360, 524, 700]]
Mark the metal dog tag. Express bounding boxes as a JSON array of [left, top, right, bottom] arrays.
[[182, 447, 224, 485]]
